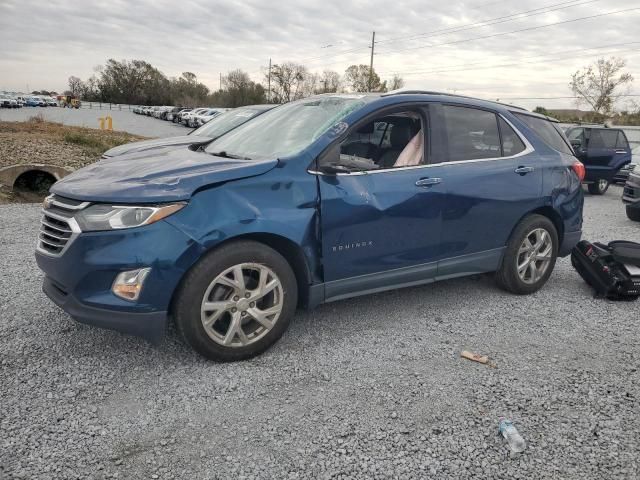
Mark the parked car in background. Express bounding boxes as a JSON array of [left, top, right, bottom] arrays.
[[190, 108, 226, 127], [36, 92, 584, 361], [24, 97, 41, 107], [0, 94, 17, 108], [174, 108, 193, 124], [166, 107, 187, 122], [45, 97, 58, 107], [565, 126, 632, 195], [613, 144, 639, 183], [622, 170, 640, 221], [181, 108, 208, 127], [102, 105, 276, 158]]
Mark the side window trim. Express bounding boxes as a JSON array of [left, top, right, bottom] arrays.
[[495, 113, 505, 157]]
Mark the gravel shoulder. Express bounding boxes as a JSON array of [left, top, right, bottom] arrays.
[[1, 186, 639, 479]]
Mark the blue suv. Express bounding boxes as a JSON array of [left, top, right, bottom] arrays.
[[35, 92, 584, 361]]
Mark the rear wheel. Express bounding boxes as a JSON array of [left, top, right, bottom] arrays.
[[174, 241, 297, 361], [588, 179, 609, 195], [626, 205, 640, 222], [496, 214, 558, 295]]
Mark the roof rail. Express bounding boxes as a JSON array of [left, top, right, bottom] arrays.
[[381, 89, 529, 112]]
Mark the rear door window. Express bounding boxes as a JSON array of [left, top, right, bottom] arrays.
[[589, 129, 618, 149], [442, 105, 501, 161], [513, 113, 573, 155]]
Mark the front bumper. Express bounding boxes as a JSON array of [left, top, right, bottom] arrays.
[[623, 177, 640, 206], [42, 276, 168, 343], [35, 218, 203, 343]]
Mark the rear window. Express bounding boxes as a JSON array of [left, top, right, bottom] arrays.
[[513, 113, 573, 155], [498, 117, 526, 156], [588, 129, 619, 149], [616, 131, 629, 149]]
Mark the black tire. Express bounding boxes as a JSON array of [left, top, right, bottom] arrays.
[[626, 205, 640, 222], [174, 240, 298, 362], [496, 214, 559, 295], [588, 180, 609, 195]]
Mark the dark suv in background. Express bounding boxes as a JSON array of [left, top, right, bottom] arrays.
[[565, 126, 632, 195]]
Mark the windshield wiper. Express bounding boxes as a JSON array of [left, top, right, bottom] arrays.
[[209, 150, 252, 160]]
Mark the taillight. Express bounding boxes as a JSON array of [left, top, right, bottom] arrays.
[[571, 161, 586, 181]]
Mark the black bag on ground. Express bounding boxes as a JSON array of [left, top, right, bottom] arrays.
[[571, 240, 640, 301]]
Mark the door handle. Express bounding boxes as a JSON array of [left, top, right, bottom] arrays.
[[415, 177, 442, 187], [514, 166, 534, 175], [616, 150, 627, 154]]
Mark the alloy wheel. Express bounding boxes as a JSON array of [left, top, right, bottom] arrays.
[[598, 179, 608, 192], [516, 228, 553, 284], [200, 263, 283, 347]]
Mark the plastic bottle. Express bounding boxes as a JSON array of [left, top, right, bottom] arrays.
[[498, 419, 526, 453]]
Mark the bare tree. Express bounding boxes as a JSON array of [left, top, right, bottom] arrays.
[[68, 76, 83, 96], [344, 65, 386, 92], [570, 57, 633, 114], [318, 70, 341, 93], [267, 62, 308, 103], [389, 74, 405, 91]]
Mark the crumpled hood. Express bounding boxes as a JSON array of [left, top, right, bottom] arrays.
[[102, 135, 211, 157], [51, 147, 278, 203]]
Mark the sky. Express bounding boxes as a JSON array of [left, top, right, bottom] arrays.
[[0, 0, 639, 110]]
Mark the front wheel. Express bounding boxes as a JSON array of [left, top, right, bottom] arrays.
[[588, 179, 609, 195], [627, 205, 640, 222], [496, 214, 558, 295], [174, 241, 298, 361]]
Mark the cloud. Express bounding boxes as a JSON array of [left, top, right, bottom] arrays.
[[0, 0, 638, 109]]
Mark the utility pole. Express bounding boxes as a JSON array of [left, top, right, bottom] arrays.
[[219, 73, 222, 91], [368, 31, 375, 92], [267, 58, 272, 102]]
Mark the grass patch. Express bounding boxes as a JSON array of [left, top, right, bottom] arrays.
[[62, 129, 142, 157], [28, 113, 45, 123]]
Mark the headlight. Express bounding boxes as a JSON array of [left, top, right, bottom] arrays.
[[75, 203, 185, 231]]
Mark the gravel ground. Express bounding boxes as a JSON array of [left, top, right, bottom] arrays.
[[0, 107, 187, 138], [1, 186, 639, 479]]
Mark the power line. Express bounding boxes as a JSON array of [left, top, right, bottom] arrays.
[[498, 94, 640, 99], [376, 0, 601, 46], [291, 0, 603, 67], [376, 42, 640, 77], [377, 7, 640, 56]]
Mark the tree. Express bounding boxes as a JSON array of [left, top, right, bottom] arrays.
[[344, 65, 386, 92], [171, 72, 209, 106], [389, 74, 405, 91], [68, 76, 83, 96], [317, 70, 341, 94], [268, 62, 308, 103], [97, 59, 172, 105], [570, 57, 633, 114], [218, 69, 266, 107], [533, 106, 550, 116]]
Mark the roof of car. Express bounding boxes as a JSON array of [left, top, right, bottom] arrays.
[[316, 90, 560, 123]]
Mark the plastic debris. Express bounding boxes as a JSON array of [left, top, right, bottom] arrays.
[[499, 419, 526, 453]]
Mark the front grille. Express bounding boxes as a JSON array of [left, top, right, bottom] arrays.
[[37, 195, 87, 257]]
